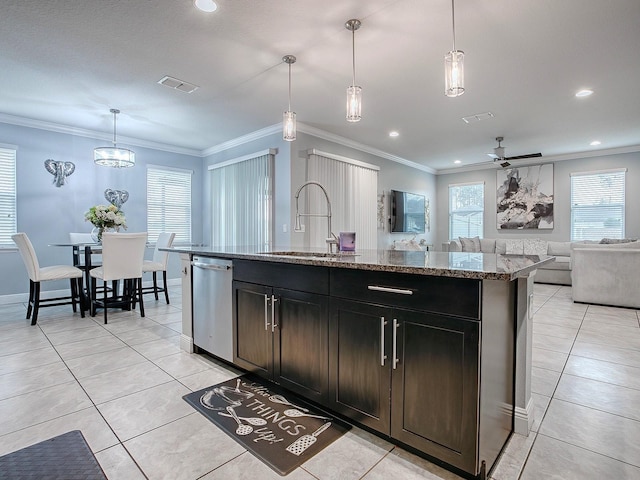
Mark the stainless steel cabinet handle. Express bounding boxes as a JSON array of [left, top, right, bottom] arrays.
[[380, 316, 388, 366], [271, 295, 278, 332], [264, 294, 270, 331], [392, 318, 399, 369], [191, 262, 231, 271], [367, 285, 413, 295]]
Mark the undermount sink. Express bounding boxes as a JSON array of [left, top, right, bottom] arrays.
[[266, 251, 359, 259]]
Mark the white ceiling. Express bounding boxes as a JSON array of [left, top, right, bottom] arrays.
[[1, 0, 639, 172]]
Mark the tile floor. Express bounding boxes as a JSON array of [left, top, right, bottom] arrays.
[[1, 284, 639, 479]]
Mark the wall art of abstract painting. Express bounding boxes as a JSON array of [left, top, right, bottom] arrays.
[[496, 164, 554, 229]]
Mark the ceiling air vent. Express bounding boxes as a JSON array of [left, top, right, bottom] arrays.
[[157, 75, 199, 94], [462, 112, 494, 124]]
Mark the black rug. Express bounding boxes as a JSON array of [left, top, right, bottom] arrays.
[[0, 430, 107, 480], [183, 375, 350, 476]]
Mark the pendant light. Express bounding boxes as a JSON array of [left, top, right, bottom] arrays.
[[282, 55, 297, 142], [444, 0, 464, 97], [94, 109, 136, 168], [345, 19, 362, 122]]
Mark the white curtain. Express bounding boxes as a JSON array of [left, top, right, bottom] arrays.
[[305, 151, 378, 250], [210, 152, 274, 248]]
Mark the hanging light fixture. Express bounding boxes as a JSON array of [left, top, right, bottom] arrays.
[[345, 19, 362, 122], [444, 0, 464, 97], [282, 55, 297, 142], [94, 109, 135, 168]]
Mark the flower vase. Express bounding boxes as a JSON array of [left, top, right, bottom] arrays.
[[91, 226, 114, 243], [91, 226, 102, 243]]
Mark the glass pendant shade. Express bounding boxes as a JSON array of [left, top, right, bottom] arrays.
[[282, 55, 297, 142], [94, 109, 135, 168], [445, 50, 465, 97], [94, 147, 136, 168], [283, 110, 296, 141], [346, 85, 362, 122]]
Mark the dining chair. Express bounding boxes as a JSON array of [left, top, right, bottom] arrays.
[[12, 233, 85, 325], [89, 232, 147, 324], [142, 232, 175, 304]]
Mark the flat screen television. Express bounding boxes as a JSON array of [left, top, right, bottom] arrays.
[[391, 190, 425, 233]]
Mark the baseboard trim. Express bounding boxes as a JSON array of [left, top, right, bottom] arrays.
[[0, 288, 72, 305], [0, 277, 182, 306], [180, 334, 194, 353], [514, 397, 534, 435]]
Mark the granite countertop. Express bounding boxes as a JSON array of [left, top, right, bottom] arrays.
[[163, 246, 554, 281]]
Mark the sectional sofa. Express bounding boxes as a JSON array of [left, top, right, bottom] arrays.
[[571, 241, 640, 309], [442, 237, 640, 309]]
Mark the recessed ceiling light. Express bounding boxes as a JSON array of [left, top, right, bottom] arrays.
[[194, 0, 218, 12], [454, 160, 462, 164], [590, 140, 601, 146], [389, 131, 399, 137], [575, 89, 594, 97]]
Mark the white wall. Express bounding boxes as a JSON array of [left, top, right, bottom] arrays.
[[0, 122, 203, 296], [435, 151, 640, 247]]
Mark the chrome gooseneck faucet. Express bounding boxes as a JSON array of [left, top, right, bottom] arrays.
[[294, 181, 339, 253]]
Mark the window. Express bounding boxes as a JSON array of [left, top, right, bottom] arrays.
[[571, 169, 626, 241], [209, 150, 274, 248], [449, 182, 484, 240], [147, 166, 192, 244], [0, 146, 17, 246]]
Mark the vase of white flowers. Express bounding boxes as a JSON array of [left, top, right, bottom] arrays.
[[84, 204, 127, 242]]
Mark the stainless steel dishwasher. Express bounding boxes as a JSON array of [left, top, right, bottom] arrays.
[[192, 256, 233, 362]]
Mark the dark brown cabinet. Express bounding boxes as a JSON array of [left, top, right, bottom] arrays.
[[233, 261, 330, 403], [230, 259, 513, 479], [329, 298, 480, 473]]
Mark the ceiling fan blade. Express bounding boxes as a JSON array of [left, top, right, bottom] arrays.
[[486, 152, 500, 159], [504, 152, 542, 160]]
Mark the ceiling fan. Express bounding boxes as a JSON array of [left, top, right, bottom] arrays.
[[487, 136, 542, 168]]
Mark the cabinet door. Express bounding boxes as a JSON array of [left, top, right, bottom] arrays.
[[274, 288, 329, 403], [329, 299, 392, 434], [233, 281, 273, 378], [391, 310, 480, 474]]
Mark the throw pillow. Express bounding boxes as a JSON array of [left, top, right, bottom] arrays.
[[600, 238, 638, 244], [505, 239, 524, 255], [523, 238, 548, 256], [459, 236, 481, 252], [480, 238, 496, 253]]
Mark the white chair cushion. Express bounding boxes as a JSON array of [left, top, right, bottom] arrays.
[[39, 265, 83, 281], [89, 266, 105, 280], [142, 260, 164, 272]]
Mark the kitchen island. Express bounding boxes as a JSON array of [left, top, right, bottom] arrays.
[[165, 247, 552, 480]]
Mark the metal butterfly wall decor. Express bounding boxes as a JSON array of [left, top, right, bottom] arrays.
[[44, 159, 76, 187], [104, 188, 129, 208]]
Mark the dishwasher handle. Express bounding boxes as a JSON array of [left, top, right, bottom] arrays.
[[192, 261, 232, 271]]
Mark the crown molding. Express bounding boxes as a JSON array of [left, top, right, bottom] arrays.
[[297, 123, 436, 174], [436, 144, 640, 175], [201, 124, 281, 157], [201, 121, 435, 174], [0, 112, 202, 157]]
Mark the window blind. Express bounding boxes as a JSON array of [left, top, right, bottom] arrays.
[[147, 166, 192, 244], [449, 182, 484, 240], [305, 152, 378, 250], [210, 152, 274, 248], [0, 147, 17, 246], [571, 169, 626, 241]]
